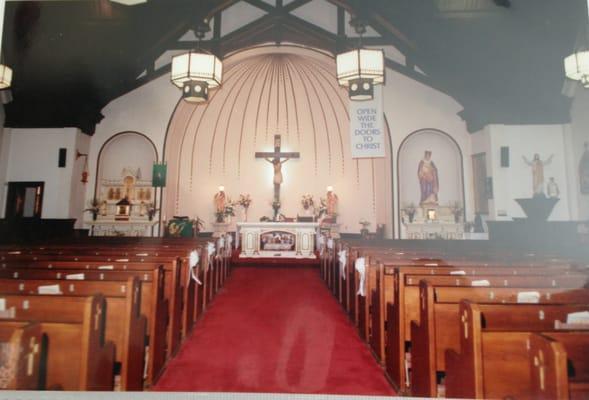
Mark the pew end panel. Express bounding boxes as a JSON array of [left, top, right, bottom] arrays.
[[0, 322, 44, 390]]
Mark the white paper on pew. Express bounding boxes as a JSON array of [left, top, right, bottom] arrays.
[[450, 270, 466, 275], [37, 284, 62, 295], [189, 250, 202, 285], [7, 251, 21, 255], [425, 263, 438, 267], [98, 265, 114, 270], [517, 291, 541, 304], [66, 273, 85, 280], [471, 279, 490, 287], [0, 299, 5, 311], [115, 259, 129, 262], [338, 250, 348, 280], [355, 257, 366, 297], [566, 311, 589, 324], [136, 253, 149, 257]]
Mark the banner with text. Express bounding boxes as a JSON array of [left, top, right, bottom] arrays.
[[350, 85, 385, 158]]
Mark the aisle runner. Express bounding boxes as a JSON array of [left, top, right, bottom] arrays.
[[153, 267, 394, 395]]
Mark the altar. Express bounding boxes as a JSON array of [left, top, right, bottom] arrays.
[[236, 222, 319, 259]]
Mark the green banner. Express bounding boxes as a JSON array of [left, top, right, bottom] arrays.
[[152, 163, 167, 187]]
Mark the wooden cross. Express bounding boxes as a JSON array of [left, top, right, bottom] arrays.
[[255, 135, 300, 219]]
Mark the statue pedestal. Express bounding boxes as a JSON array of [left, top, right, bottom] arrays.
[[212, 222, 231, 238], [515, 196, 559, 221]]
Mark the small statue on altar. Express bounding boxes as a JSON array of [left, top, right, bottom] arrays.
[[523, 153, 553, 197], [326, 186, 338, 217], [214, 186, 226, 214]]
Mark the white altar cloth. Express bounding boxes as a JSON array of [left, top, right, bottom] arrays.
[[236, 222, 319, 259]]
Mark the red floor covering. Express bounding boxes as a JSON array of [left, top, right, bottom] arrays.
[[153, 266, 395, 395]]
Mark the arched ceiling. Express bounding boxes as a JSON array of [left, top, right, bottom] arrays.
[[1, 0, 585, 134]]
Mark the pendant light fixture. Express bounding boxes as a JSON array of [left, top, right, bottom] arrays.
[[171, 19, 223, 103], [564, 1, 589, 88], [336, 17, 384, 101]]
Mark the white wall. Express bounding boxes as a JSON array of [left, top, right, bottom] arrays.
[[0, 105, 8, 218], [3, 128, 85, 221], [486, 124, 571, 221], [570, 88, 589, 220]]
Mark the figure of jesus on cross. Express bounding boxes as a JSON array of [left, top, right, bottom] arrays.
[[255, 135, 300, 220]]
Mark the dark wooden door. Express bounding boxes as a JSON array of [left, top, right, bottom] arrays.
[[5, 182, 44, 219]]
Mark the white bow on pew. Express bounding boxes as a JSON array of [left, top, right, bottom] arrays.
[[355, 257, 366, 297], [327, 238, 334, 250], [318, 235, 326, 256], [188, 250, 202, 285], [338, 249, 348, 280], [207, 242, 216, 269]]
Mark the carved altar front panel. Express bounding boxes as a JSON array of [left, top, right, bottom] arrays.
[[237, 222, 318, 259]]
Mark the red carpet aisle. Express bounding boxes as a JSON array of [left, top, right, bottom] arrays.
[[154, 266, 395, 395]]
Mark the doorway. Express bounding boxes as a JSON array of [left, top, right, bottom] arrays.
[[5, 182, 44, 219]]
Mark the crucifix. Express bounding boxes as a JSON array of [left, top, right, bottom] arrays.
[[255, 135, 300, 220]]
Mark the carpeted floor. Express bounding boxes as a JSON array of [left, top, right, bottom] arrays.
[[153, 266, 395, 396]]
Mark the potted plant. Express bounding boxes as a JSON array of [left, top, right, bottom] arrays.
[[359, 219, 371, 238], [301, 194, 315, 214], [84, 198, 101, 221], [450, 201, 463, 223], [403, 202, 416, 223]]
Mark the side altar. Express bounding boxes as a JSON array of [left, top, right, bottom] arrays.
[[236, 222, 319, 259]]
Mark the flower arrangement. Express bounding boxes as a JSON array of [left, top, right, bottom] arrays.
[[450, 201, 463, 222], [301, 194, 315, 210], [84, 198, 101, 220], [359, 219, 371, 230], [403, 202, 417, 223], [215, 199, 236, 223], [316, 197, 328, 219], [237, 194, 252, 209], [146, 203, 159, 221]]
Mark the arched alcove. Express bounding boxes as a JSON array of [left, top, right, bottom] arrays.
[[163, 45, 393, 235], [397, 129, 465, 237], [95, 131, 158, 205]]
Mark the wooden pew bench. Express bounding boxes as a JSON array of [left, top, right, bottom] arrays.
[[0, 277, 146, 390], [0, 322, 43, 390], [529, 331, 589, 399], [0, 267, 167, 385], [411, 280, 589, 397], [445, 301, 589, 399], [384, 268, 584, 390], [0, 294, 115, 390]]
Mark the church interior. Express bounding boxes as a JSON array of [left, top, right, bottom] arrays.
[[0, 0, 588, 398]]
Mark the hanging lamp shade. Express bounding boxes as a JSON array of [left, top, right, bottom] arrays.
[[171, 51, 223, 103], [336, 48, 384, 100], [0, 64, 12, 90], [110, 0, 147, 5], [565, 50, 589, 87]]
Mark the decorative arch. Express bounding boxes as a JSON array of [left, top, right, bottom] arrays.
[[162, 44, 394, 235], [94, 131, 158, 202], [396, 128, 465, 237]]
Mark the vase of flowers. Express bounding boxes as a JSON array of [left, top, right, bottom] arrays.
[[84, 198, 101, 221], [403, 203, 416, 223], [359, 219, 371, 238], [237, 194, 252, 222], [147, 203, 159, 221], [301, 194, 315, 215], [450, 201, 463, 223]]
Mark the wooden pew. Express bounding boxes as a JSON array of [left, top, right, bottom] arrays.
[[411, 280, 589, 397], [0, 266, 168, 385], [529, 332, 589, 399], [0, 322, 44, 390], [445, 301, 589, 399], [0, 277, 146, 390], [0, 294, 115, 390], [385, 268, 583, 391]]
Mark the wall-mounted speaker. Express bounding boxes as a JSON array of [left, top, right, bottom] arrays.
[[58, 148, 67, 168], [500, 146, 509, 167]]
